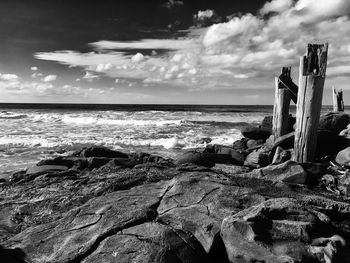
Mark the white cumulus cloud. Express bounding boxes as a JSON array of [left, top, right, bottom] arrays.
[[0, 73, 19, 81], [42, 75, 57, 82]]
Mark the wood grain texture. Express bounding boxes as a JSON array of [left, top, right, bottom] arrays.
[[272, 77, 291, 138], [294, 44, 328, 163], [333, 87, 344, 112]]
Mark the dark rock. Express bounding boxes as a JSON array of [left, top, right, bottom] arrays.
[[74, 146, 129, 159], [261, 115, 295, 133], [175, 151, 216, 167], [336, 146, 350, 167], [321, 174, 338, 192], [3, 145, 350, 263], [272, 131, 350, 160], [339, 125, 350, 138], [214, 164, 251, 175], [82, 222, 208, 263], [244, 148, 269, 168], [309, 235, 346, 263], [319, 112, 350, 135], [87, 157, 114, 170], [261, 115, 274, 131], [243, 161, 307, 184], [26, 165, 68, 175], [157, 172, 265, 255], [246, 139, 264, 148], [272, 146, 291, 165], [36, 157, 75, 168], [129, 152, 173, 166], [9, 171, 26, 183], [316, 130, 350, 159], [338, 173, 350, 196], [2, 181, 176, 262], [196, 137, 212, 144], [203, 145, 246, 165], [221, 198, 332, 263], [232, 138, 248, 151], [272, 131, 294, 150], [240, 126, 271, 140]]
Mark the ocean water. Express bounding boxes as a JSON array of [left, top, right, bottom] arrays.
[[0, 104, 275, 174], [0, 104, 337, 175]]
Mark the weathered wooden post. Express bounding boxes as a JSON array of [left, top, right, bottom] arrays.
[[294, 43, 328, 163], [272, 67, 291, 138], [332, 86, 344, 112]]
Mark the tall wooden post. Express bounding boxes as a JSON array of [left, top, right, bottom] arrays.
[[332, 86, 344, 112], [294, 43, 328, 163], [272, 67, 291, 138]]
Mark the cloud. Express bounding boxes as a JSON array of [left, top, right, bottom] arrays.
[[96, 63, 113, 72], [90, 39, 198, 51], [193, 9, 222, 27], [41, 75, 57, 82], [33, 0, 350, 91], [30, 66, 38, 71], [260, 0, 293, 14], [0, 73, 19, 81], [31, 72, 43, 78], [83, 71, 99, 82], [162, 0, 183, 9], [327, 65, 350, 77], [131, 53, 144, 63]]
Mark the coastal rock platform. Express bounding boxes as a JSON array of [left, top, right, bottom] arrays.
[[1, 145, 350, 263]]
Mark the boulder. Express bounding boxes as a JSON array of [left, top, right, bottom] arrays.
[[316, 130, 350, 159], [261, 115, 295, 133], [339, 124, 350, 138], [203, 145, 246, 165], [309, 235, 346, 263], [246, 139, 264, 148], [74, 146, 129, 159], [240, 126, 271, 140], [336, 146, 350, 166], [272, 132, 294, 150], [232, 138, 248, 151], [175, 151, 216, 167], [241, 161, 308, 184], [271, 131, 350, 159], [261, 161, 307, 184], [319, 112, 350, 135], [36, 157, 75, 167], [221, 198, 332, 263], [244, 148, 269, 168]]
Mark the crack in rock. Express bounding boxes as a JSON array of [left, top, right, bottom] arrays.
[[66, 183, 175, 263]]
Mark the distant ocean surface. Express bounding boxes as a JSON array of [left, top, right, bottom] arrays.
[[0, 104, 337, 175]]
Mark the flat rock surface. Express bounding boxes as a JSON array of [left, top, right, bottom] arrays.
[[1, 150, 350, 263]]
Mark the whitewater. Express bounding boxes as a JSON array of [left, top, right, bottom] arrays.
[[0, 106, 270, 174]]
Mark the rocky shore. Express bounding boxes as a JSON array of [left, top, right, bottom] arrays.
[[2, 112, 350, 263]]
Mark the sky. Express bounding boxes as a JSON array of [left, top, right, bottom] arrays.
[[0, 0, 349, 105]]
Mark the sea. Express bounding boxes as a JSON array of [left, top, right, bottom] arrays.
[[0, 103, 337, 176]]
